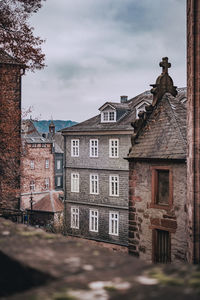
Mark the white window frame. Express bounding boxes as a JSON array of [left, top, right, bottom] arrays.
[[89, 209, 99, 232], [30, 160, 34, 170], [101, 110, 116, 123], [109, 139, 119, 158], [45, 178, 50, 189], [135, 101, 150, 119], [45, 159, 49, 169], [109, 175, 119, 197], [57, 176, 61, 187], [30, 180, 35, 191], [71, 207, 79, 229], [90, 174, 99, 194], [56, 159, 61, 170], [90, 139, 98, 157], [71, 139, 79, 157], [109, 211, 119, 236], [71, 173, 79, 193]]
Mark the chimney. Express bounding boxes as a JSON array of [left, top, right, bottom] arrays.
[[120, 95, 128, 103]]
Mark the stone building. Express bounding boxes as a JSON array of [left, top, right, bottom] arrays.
[[0, 49, 25, 213], [127, 58, 187, 263], [21, 120, 63, 227], [62, 93, 152, 248]]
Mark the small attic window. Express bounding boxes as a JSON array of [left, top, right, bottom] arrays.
[[101, 110, 116, 123], [135, 101, 149, 119]]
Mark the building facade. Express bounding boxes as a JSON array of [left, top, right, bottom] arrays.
[[62, 94, 152, 248], [0, 50, 25, 213], [127, 58, 187, 263]]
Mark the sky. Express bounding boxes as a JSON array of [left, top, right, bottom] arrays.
[[22, 0, 186, 122]]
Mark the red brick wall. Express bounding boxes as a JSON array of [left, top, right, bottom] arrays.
[[0, 64, 22, 211], [21, 143, 54, 209], [187, 0, 200, 263]]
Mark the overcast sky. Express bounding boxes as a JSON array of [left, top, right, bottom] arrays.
[[22, 0, 186, 122]]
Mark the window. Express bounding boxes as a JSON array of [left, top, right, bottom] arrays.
[[151, 167, 173, 209], [71, 173, 79, 192], [109, 175, 119, 196], [90, 174, 99, 194], [90, 139, 98, 157], [109, 211, 119, 236], [41, 143, 46, 148], [56, 160, 61, 170], [109, 139, 119, 158], [89, 209, 98, 232], [101, 110, 116, 123], [45, 159, 49, 169], [30, 160, 34, 169], [31, 143, 37, 148], [57, 176, 61, 187], [71, 139, 79, 157], [30, 180, 35, 191], [45, 178, 49, 189], [71, 207, 79, 229]]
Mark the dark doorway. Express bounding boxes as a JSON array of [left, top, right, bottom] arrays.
[[153, 229, 171, 263]]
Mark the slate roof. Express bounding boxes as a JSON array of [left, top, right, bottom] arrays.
[[21, 120, 52, 144], [0, 49, 23, 66], [128, 90, 187, 160], [62, 91, 153, 133], [33, 192, 64, 213]]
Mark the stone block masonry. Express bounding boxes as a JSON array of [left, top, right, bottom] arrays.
[[129, 161, 187, 263]]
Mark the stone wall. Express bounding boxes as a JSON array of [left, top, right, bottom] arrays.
[[66, 168, 129, 207], [129, 160, 187, 263], [66, 202, 128, 246], [0, 64, 22, 211], [65, 134, 131, 170]]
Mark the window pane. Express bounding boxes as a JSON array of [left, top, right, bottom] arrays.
[[157, 170, 169, 205]]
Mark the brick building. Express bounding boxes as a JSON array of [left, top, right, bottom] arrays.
[[21, 120, 63, 227], [127, 58, 187, 263], [62, 93, 152, 248], [0, 49, 25, 213]]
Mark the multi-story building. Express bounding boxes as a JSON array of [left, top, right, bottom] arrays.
[[21, 120, 63, 228], [0, 49, 25, 213], [62, 93, 152, 249], [127, 58, 187, 263]]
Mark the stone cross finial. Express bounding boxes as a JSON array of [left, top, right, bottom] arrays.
[[159, 57, 171, 74]]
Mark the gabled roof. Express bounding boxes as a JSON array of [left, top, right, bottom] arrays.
[[62, 91, 153, 133], [33, 192, 64, 213], [21, 120, 52, 144], [99, 102, 130, 111], [128, 92, 187, 160]]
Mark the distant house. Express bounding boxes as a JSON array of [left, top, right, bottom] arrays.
[[127, 57, 187, 263], [62, 93, 152, 249], [21, 120, 63, 228], [0, 49, 25, 214]]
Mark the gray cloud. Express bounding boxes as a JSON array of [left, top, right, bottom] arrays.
[[22, 0, 186, 122]]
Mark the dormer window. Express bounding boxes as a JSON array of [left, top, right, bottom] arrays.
[[101, 110, 116, 123], [135, 101, 150, 119]]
